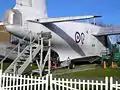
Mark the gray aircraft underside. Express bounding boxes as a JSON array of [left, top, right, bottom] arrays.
[[3, 0, 120, 62]]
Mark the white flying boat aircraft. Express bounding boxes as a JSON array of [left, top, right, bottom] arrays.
[[3, 0, 120, 66]]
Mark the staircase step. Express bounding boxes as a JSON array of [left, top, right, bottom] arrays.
[[17, 61, 24, 64], [21, 55, 29, 58], [32, 47, 37, 49], [26, 49, 34, 52], [20, 57, 27, 60], [24, 51, 30, 55], [20, 59, 26, 61], [4, 43, 43, 75], [16, 65, 21, 68]]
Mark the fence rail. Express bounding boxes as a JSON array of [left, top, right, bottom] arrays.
[[0, 70, 120, 90]]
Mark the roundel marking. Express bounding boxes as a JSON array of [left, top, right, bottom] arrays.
[[81, 32, 85, 44], [75, 32, 81, 43]]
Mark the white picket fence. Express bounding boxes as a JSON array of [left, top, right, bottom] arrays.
[[50, 75, 120, 90], [0, 70, 120, 90], [0, 70, 48, 90], [110, 77, 120, 90], [50, 75, 108, 90]]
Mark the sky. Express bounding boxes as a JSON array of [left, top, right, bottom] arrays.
[[0, 0, 120, 25], [0, 0, 120, 44]]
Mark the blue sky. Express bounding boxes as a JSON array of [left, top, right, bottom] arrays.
[[0, 0, 120, 25], [47, 0, 120, 25]]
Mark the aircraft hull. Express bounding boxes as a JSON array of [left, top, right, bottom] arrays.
[[5, 21, 107, 62]]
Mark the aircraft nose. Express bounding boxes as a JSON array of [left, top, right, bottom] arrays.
[[5, 24, 14, 33], [5, 24, 24, 37]]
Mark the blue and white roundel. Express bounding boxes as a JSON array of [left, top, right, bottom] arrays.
[[75, 32, 81, 43], [75, 32, 85, 44]]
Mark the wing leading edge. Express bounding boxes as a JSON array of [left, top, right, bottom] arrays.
[[27, 15, 120, 36], [28, 15, 101, 24]]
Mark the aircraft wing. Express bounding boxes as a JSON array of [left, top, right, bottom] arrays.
[[28, 15, 101, 23], [92, 27, 120, 36]]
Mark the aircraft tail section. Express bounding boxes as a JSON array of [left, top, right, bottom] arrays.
[[16, 0, 47, 18], [16, 0, 32, 7], [32, 0, 47, 17]]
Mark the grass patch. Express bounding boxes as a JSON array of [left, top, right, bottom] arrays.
[[2, 62, 120, 79], [56, 67, 120, 79]]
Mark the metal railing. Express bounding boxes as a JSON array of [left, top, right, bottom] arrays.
[[0, 31, 32, 71]]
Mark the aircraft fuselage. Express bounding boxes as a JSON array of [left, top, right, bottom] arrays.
[[5, 21, 107, 61], [4, 4, 107, 62]]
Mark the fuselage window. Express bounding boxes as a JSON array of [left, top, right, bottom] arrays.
[[92, 44, 95, 47]]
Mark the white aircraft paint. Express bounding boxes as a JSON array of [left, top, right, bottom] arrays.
[[3, 0, 120, 62]]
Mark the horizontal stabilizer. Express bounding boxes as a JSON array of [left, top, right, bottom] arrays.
[[28, 15, 101, 24], [92, 27, 120, 36]]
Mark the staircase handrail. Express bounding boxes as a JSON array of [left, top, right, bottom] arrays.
[[0, 31, 32, 70], [4, 33, 41, 71], [6, 33, 39, 65]]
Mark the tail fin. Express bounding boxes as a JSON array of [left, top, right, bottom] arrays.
[[16, 0, 47, 18], [32, 0, 47, 17]]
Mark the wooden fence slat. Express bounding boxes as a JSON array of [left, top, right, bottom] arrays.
[[105, 77, 108, 90], [96, 80, 99, 90], [46, 75, 48, 90], [66, 78, 69, 90], [92, 80, 94, 90], [87, 80, 89, 90], [23, 75, 25, 90], [100, 81, 103, 90], [79, 79, 81, 90]]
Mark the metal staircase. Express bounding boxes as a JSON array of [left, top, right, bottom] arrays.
[[1, 31, 52, 76], [4, 44, 41, 74]]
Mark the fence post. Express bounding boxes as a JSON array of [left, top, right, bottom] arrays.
[[50, 74, 52, 90], [115, 81, 118, 90], [91, 80, 94, 90], [96, 80, 98, 90], [0, 70, 2, 90], [83, 80, 85, 90], [105, 77, 108, 90], [110, 77, 113, 90], [46, 74, 48, 90]]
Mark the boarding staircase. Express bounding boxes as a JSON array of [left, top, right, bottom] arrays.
[[4, 44, 41, 74], [1, 31, 52, 75]]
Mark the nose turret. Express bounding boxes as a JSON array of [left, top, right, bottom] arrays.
[[4, 9, 14, 25], [4, 9, 22, 25], [4, 9, 22, 33]]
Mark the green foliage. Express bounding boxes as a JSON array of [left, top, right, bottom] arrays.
[[117, 61, 120, 67]]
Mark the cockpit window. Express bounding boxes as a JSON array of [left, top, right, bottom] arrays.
[[12, 9, 22, 25], [4, 9, 22, 25]]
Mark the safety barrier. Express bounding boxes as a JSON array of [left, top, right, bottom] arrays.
[[0, 70, 120, 90]]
